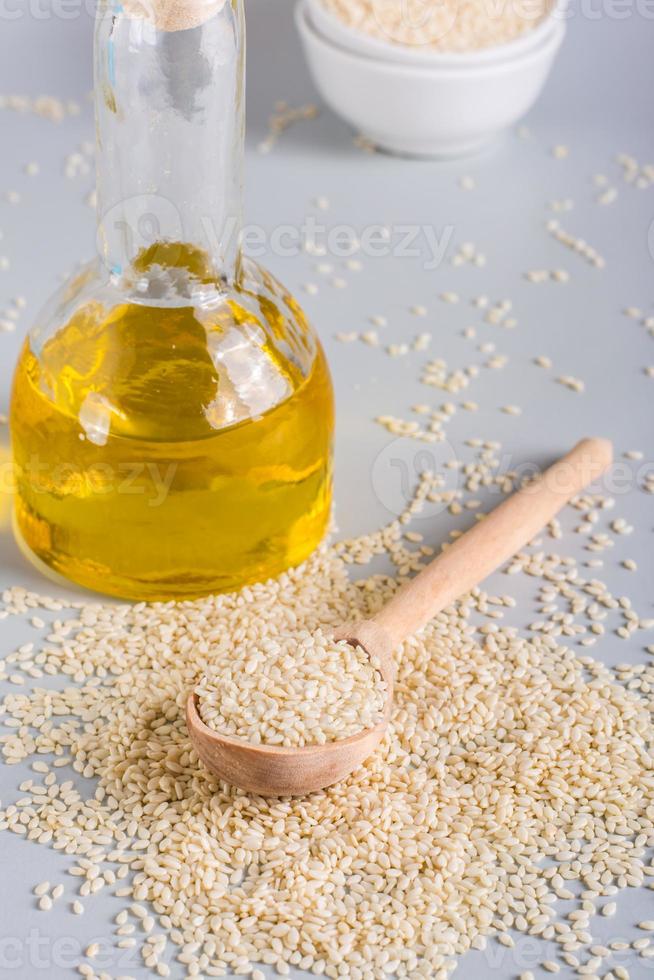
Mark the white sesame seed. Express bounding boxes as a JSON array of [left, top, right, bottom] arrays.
[[0, 468, 653, 980], [197, 629, 387, 746]]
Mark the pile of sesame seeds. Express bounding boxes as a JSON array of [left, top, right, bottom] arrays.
[[1, 462, 654, 980], [321, 0, 552, 52], [195, 629, 387, 746]]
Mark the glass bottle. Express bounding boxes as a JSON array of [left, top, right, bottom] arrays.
[[10, 0, 334, 601]]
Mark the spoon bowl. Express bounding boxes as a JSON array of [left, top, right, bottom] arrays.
[[187, 620, 395, 796], [187, 438, 613, 797]]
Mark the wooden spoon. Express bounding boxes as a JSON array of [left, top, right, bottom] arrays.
[[187, 437, 613, 796]]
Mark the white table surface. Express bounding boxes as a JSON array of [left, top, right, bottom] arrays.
[[0, 1, 653, 978]]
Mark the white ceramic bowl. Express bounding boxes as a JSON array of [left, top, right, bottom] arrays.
[[296, 1, 566, 158], [305, 0, 565, 67]]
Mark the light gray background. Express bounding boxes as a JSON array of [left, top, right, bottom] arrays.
[[0, 1, 653, 977]]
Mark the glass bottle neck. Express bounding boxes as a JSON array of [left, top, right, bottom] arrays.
[[94, 0, 245, 303]]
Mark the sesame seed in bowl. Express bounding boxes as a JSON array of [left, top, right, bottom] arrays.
[[296, 0, 566, 158], [195, 628, 388, 747], [307, 0, 564, 65]]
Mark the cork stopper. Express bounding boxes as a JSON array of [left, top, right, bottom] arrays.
[[120, 0, 227, 32]]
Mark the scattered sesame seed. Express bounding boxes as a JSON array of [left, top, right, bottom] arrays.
[[556, 375, 585, 394], [547, 219, 605, 268], [598, 187, 618, 205], [257, 102, 319, 153]]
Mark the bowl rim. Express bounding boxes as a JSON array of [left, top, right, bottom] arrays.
[[303, 0, 568, 67], [297, 1, 567, 78]]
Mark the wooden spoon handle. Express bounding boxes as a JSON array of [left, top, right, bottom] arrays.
[[372, 437, 613, 648]]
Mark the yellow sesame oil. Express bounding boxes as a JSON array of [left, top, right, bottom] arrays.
[[11, 275, 334, 601]]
